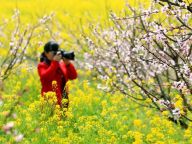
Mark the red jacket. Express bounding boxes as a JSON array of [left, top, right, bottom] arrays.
[[37, 60, 77, 106]]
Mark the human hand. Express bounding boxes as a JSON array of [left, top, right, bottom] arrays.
[[63, 57, 70, 66], [53, 52, 62, 61]]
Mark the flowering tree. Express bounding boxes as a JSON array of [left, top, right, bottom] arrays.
[[0, 10, 54, 81], [84, 1, 192, 127]]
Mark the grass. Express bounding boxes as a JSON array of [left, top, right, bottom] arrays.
[[0, 0, 192, 143]]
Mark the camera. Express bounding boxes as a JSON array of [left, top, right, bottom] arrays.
[[53, 49, 75, 60]]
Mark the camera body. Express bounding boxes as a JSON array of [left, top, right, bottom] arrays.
[[53, 49, 75, 60]]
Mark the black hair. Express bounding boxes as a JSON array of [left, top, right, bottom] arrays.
[[40, 41, 59, 63], [44, 41, 59, 52]]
